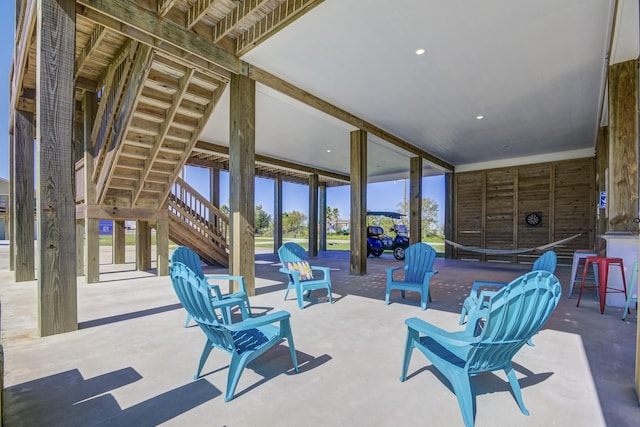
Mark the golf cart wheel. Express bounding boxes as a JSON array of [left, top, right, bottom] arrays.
[[393, 246, 406, 260], [372, 248, 384, 257]]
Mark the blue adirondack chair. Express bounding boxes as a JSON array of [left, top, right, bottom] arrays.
[[170, 262, 299, 401], [277, 242, 333, 309], [385, 242, 438, 310], [459, 250, 557, 325], [171, 246, 251, 326], [400, 270, 562, 427]]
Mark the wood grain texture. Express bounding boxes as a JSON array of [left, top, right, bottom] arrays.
[[36, 0, 77, 336], [136, 220, 151, 271], [13, 109, 35, 282], [229, 74, 256, 295], [409, 156, 422, 244], [608, 60, 638, 232], [308, 173, 318, 257], [350, 129, 367, 275], [112, 220, 126, 264]]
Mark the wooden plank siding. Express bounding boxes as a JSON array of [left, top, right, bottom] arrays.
[[454, 157, 595, 264]]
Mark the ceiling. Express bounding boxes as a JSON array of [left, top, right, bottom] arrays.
[[198, 0, 639, 182]]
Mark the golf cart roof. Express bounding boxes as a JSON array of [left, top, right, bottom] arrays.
[[366, 211, 406, 219]]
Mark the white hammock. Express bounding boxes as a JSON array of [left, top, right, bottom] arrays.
[[444, 233, 583, 255]]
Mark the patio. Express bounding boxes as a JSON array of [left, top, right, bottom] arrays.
[[0, 244, 638, 426]]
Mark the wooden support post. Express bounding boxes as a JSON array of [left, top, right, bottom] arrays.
[[319, 183, 327, 251], [308, 173, 319, 257], [444, 172, 454, 259], [13, 110, 35, 282], [229, 74, 256, 295], [608, 60, 638, 232], [409, 157, 422, 244], [350, 129, 367, 275], [36, 0, 77, 336], [156, 219, 169, 276], [76, 220, 84, 276], [9, 133, 14, 272], [136, 220, 151, 271], [112, 220, 126, 263], [83, 91, 100, 282], [273, 177, 283, 253], [596, 127, 608, 237]]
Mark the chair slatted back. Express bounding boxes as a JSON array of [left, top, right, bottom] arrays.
[[466, 270, 561, 373], [170, 262, 235, 353], [532, 250, 557, 274], [278, 242, 307, 265], [403, 243, 437, 283], [171, 246, 206, 279]]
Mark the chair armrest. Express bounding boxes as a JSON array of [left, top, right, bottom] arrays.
[[386, 266, 403, 280], [310, 265, 331, 279], [205, 274, 247, 295], [226, 310, 291, 331], [210, 296, 249, 321], [405, 317, 476, 347], [206, 284, 224, 300], [470, 280, 507, 293]]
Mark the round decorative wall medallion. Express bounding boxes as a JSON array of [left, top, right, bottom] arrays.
[[525, 212, 542, 227]]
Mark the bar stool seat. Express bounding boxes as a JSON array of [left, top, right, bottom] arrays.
[[568, 250, 599, 298], [577, 256, 628, 314]]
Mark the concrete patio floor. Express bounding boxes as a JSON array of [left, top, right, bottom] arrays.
[[1, 244, 639, 426]]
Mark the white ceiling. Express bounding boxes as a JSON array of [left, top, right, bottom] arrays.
[[200, 0, 638, 181]]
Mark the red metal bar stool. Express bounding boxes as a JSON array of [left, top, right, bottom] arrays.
[[576, 256, 628, 314]]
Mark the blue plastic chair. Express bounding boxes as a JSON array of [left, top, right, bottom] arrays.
[[170, 262, 298, 401], [401, 270, 562, 427], [459, 250, 557, 325], [171, 246, 251, 326], [622, 261, 638, 320], [385, 243, 438, 310], [277, 242, 333, 309]]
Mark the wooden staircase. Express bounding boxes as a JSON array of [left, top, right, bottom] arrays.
[[167, 177, 230, 267], [91, 42, 228, 210]]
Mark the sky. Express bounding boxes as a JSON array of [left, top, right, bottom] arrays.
[[0, 3, 445, 224]]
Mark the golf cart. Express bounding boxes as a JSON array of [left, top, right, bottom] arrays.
[[366, 211, 410, 260]]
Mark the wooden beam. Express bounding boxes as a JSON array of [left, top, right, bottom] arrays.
[[211, 0, 270, 41], [236, 0, 324, 56], [157, 0, 179, 18], [350, 129, 367, 275], [78, 0, 239, 73], [136, 220, 151, 271], [83, 91, 100, 283], [10, 0, 36, 118], [186, 0, 215, 30], [444, 171, 453, 259], [319, 183, 326, 251], [193, 140, 351, 182], [229, 74, 256, 295], [36, 0, 77, 336], [308, 173, 318, 256], [133, 68, 195, 205], [113, 220, 126, 263], [13, 110, 35, 282], [409, 156, 422, 245], [156, 219, 169, 276], [608, 60, 638, 232], [248, 66, 454, 171], [273, 177, 283, 253], [74, 24, 106, 78], [79, 204, 170, 221]]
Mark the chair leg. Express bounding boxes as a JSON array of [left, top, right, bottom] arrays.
[[448, 370, 475, 427], [504, 364, 529, 415], [244, 296, 252, 316], [296, 284, 305, 309], [385, 286, 392, 305], [401, 290, 406, 299], [225, 353, 252, 402], [400, 328, 418, 382], [327, 285, 333, 304], [282, 319, 300, 373], [184, 313, 192, 328], [195, 341, 214, 380]]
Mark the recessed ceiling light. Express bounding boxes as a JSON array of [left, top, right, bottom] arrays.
[[326, 149, 332, 153], [415, 48, 426, 55], [502, 143, 510, 148], [476, 115, 484, 120]]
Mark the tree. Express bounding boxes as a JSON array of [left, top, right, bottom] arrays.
[[255, 204, 272, 234], [421, 197, 440, 238], [326, 206, 340, 233], [220, 204, 230, 215], [283, 210, 307, 235]]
